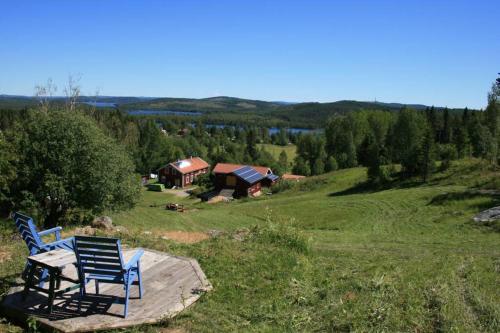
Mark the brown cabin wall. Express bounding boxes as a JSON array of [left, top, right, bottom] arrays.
[[159, 166, 209, 188]]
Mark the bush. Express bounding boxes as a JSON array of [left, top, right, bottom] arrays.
[[438, 144, 458, 171], [9, 110, 141, 227], [272, 180, 296, 194]]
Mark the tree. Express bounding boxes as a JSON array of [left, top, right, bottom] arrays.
[[311, 157, 325, 175], [366, 139, 382, 183], [11, 110, 141, 227], [390, 108, 427, 176], [0, 131, 17, 214], [416, 127, 436, 182], [441, 107, 451, 143], [342, 131, 357, 168], [277, 128, 288, 146], [246, 127, 259, 160], [325, 156, 338, 172], [278, 150, 288, 171], [292, 156, 311, 176]]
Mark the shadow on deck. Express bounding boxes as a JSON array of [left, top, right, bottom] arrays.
[[1, 249, 212, 332]]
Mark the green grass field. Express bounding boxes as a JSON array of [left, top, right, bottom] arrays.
[[1, 159, 499, 332], [258, 143, 296, 166]]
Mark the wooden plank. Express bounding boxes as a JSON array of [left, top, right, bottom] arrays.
[[1, 249, 211, 333]]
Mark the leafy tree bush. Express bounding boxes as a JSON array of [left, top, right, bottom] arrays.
[[325, 156, 338, 172], [10, 110, 141, 227], [0, 131, 17, 215]]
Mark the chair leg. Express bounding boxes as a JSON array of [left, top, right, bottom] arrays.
[[124, 283, 130, 318], [95, 280, 99, 295], [137, 264, 143, 299]]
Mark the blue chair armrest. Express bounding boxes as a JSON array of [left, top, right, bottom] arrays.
[[123, 249, 144, 271], [38, 226, 62, 240], [42, 236, 75, 251]]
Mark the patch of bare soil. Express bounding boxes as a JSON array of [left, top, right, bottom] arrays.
[[159, 231, 209, 244]]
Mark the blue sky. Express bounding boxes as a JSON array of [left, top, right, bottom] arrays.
[[0, 0, 498, 108]]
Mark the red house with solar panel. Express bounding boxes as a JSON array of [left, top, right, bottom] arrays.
[[213, 163, 279, 197], [157, 157, 209, 188]]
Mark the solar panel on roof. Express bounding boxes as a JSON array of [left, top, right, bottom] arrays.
[[233, 166, 265, 184], [267, 174, 279, 181]]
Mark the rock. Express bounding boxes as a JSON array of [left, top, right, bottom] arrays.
[[91, 216, 113, 230], [473, 206, 500, 223], [232, 228, 250, 241], [113, 226, 129, 234], [75, 226, 96, 236], [207, 229, 224, 238]]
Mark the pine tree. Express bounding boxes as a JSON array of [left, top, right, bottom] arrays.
[[292, 156, 311, 176], [416, 127, 436, 182], [312, 157, 325, 175], [366, 139, 382, 183], [442, 107, 450, 143], [278, 150, 288, 171]]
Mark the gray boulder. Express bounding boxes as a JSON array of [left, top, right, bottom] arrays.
[[473, 207, 500, 223], [91, 216, 113, 230]]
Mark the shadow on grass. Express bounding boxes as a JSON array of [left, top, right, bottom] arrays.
[[428, 191, 500, 209], [328, 177, 424, 197]]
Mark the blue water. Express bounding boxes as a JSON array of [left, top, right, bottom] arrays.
[[127, 109, 202, 116], [198, 123, 319, 134], [82, 102, 117, 107]]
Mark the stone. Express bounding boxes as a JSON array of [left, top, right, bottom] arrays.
[[473, 206, 500, 223], [74, 226, 96, 236], [207, 229, 224, 238], [91, 216, 113, 230]]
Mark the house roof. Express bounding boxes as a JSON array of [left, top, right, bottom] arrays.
[[232, 166, 265, 184], [282, 173, 305, 180], [160, 157, 209, 174], [266, 174, 280, 182], [213, 163, 271, 176]]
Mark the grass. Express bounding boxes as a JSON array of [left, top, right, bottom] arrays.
[[1, 159, 499, 332], [257, 143, 296, 166]]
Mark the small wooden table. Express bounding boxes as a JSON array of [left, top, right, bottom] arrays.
[[23, 249, 80, 313]]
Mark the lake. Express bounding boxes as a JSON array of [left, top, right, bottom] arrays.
[[82, 102, 117, 107], [127, 109, 202, 116]]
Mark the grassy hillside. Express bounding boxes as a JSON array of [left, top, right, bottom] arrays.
[[0, 159, 499, 332], [257, 144, 297, 169]]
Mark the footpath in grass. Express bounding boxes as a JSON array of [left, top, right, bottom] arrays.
[[0, 159, 499, 332]]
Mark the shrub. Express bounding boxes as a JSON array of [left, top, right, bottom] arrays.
[[272, 180, 296, 194], [9, 110, 141, 227]]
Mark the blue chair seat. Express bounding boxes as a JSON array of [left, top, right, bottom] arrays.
[[74, 236, 144, 318]]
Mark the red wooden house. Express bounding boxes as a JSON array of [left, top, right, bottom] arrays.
[[158, 157, 209, 188], [213, 163, 279, 197]]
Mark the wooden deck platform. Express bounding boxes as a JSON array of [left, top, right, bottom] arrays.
[[1, 249, 212, 332]]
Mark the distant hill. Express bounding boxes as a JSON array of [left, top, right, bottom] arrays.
[[0, 94, 472, 127]]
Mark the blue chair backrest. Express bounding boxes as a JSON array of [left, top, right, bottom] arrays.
[[13, 212, 43, 255], [74, 236, 125, 278]]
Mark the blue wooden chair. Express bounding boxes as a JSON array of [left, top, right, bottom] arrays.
[[13, 212, 74, 287], [73, 236, 144, 318]]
